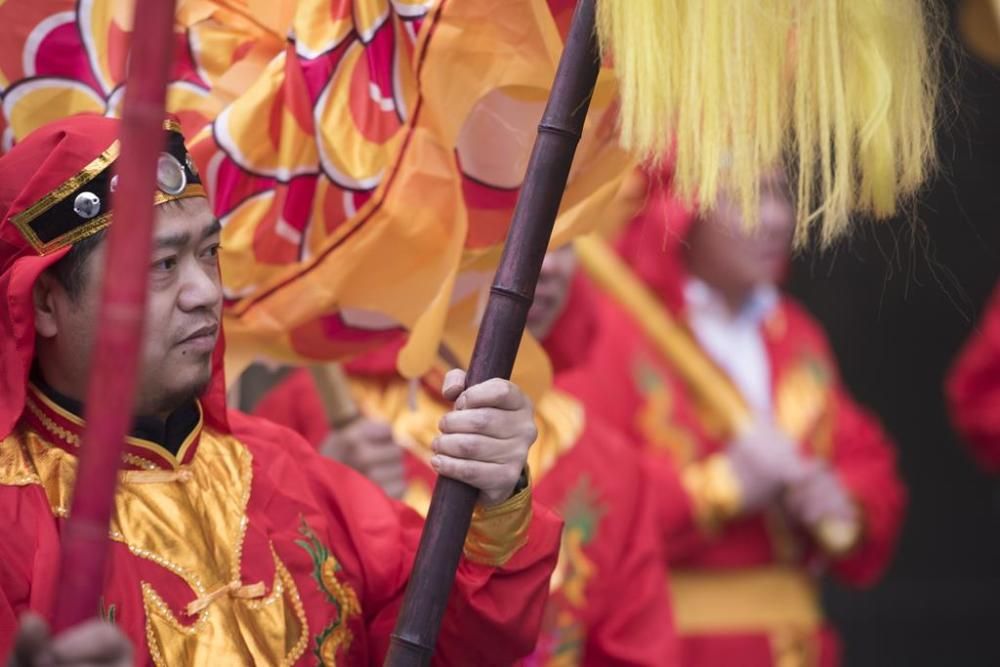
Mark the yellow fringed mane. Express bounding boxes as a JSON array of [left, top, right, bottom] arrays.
[[597, 0, 941, 244]]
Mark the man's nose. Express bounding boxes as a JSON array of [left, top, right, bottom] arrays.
[[178, 261, 222, 313]]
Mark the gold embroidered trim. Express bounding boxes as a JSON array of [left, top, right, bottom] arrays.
[[41, 211, 114, 256], [26, 381, 85, 423], [10, 120, 205, 256], [266, 543, 309, 666], [124, 400, 204, 470], [153, 183, 207, 207], [26, 383, 204, 470], [669, 566, 821, 633], [121, 453, 160, 471], [0, 435, 42, 486], [122, 468, 194, 484], [24, 393, 81, 447], [11, 141, 120, 253], [464, 470, 533, 567], [681, 454, 743, 533], [10, 424, 309, 664]]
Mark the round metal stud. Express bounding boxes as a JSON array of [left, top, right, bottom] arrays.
[[73, 192, 101, 219], [109, 174, 119, 193], [156, 152, 187, 195]]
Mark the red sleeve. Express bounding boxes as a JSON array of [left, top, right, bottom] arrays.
[[582, 425, 678, 666], [783, 305, 907, 586], [828, 389, 907, 586], [0, 485, 61, 660], [555, 297, 652, 451], [643, 454, 701, 550], [230, 411, 562, 666], [946, 285, 1000, 472]]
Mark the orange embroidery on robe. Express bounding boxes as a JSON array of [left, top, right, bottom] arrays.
[[632, 358, 700, 463], [538, 477, 605, 666], [296, 518, 362, 666]]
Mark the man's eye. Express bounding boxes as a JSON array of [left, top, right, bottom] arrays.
[[153, 257, 177, 271], [205, 243, 221, 258]]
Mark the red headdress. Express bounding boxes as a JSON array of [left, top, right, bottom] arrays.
[[0, 113, 229, 440], [615, 160, 698, 313]]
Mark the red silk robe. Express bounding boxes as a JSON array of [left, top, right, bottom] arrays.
[[0, 382, 562, 666], [555, 272, 905, 667], [256, 352, 679, 666], [947, 282, 1000, 473]]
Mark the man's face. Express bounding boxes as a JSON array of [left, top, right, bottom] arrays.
[[686, 170, 795, 293], [34, 197, 222, 416], [526, 245, 577, 341]]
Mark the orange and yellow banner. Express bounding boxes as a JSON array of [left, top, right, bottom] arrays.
[[0, 0, 635, 394]]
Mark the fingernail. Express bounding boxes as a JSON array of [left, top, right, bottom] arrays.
[[430, 455, 441, 469], [456, 395, 466, 410]]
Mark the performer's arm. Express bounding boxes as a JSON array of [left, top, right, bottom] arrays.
[[294, 456, 558, 665], [824, 390, 907, 586], [946, 285, 1000, 472], [288, 376, 562, 665]]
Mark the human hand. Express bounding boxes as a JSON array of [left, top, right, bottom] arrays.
[[319, 418, 407, 499], [8, 613, 132, 667], [783, 461, 857, 528], [432, 370, 536, 507], [725, 420, 804, 513]]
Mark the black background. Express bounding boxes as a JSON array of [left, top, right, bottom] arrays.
[[787, 3, 1000, 664]]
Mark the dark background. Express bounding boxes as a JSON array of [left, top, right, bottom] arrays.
[[787, 2, 1000, 664]]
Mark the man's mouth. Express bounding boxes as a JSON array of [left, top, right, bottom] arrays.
[[176, 324, 219, 353]]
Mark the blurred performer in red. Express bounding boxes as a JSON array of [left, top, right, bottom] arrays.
[[947, 282, 1000, 473], [558, 167, 907, 667], [257, 247, 679, 666], [0, 115, 563, 666]]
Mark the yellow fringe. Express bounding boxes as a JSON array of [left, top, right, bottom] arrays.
[[596, 0, 941, 244]]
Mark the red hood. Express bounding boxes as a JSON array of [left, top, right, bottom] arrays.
[[614, 164, 697, 315], [539, 271, 600, 376], [0, 114, 229, 440]]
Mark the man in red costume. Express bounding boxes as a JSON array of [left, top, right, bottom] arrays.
[[255, 245, 679, 666], [0, 115, 563, 666], [559, 169, 907, 667], [946, 281, 1000, 473]]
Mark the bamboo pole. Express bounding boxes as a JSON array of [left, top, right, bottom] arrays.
[[310, 363, 361, 429], [383, 0, 601, 663], [52, 0, 178, 632]]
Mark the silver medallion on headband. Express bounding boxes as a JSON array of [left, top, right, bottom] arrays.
[[73, 192, 101, 219], [156, 152, 187, 195]]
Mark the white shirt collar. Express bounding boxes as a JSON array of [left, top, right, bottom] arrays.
[[683, 277, 779, 327], [683, 277, 779, 415]]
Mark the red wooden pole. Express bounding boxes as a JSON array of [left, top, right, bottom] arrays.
[[384, 0, 601, 663], [52, 0, 178, 632]]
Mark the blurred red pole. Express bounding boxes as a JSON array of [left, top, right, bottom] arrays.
[[52, 0, 178, 632]]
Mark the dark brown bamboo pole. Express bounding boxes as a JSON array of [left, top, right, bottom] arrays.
[[384, 0, 601, 664]]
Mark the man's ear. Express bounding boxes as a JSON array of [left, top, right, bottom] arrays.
[[33, 272, 60, 338]]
